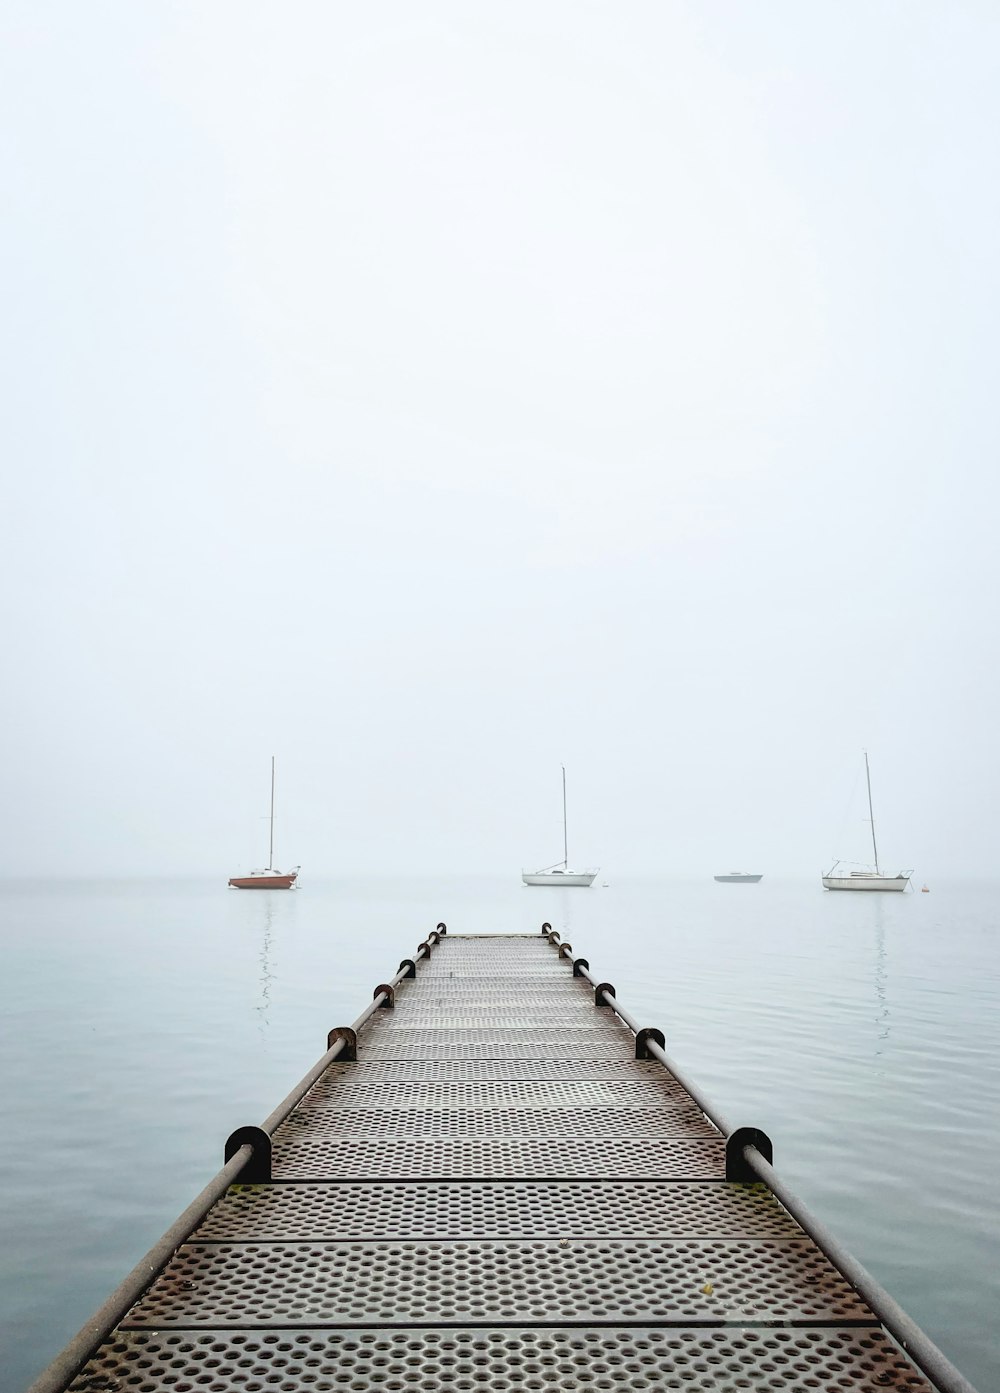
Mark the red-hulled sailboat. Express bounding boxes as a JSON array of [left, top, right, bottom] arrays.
[[228, 757, 299, 889]]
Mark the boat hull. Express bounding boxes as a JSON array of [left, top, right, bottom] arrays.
[[228, 872, 298, 889], [822, 874, 908, 892], [522, 871, 597, 887], [714, 874, 762, 883]]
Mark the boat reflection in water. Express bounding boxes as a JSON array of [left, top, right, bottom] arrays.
[[256, 897, 275, 1035]]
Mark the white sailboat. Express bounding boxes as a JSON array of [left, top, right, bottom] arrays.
[[228, 757, 300, 889], [822, 753, 910, 892], [522, 766, 598, 887]]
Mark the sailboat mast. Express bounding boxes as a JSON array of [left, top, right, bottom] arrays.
[[864, 750, 879, 875], [269, 756, 275, 870], [562, 765, 568, 868]]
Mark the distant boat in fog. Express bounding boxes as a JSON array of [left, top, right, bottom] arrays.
[[714, 872, 763, 883], [822, 752, 910, 892], [229, 757, 299, 890], [522, 766, 598, 887]]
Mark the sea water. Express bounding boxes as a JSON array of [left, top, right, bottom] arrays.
[[2, 876, 998, 1390]]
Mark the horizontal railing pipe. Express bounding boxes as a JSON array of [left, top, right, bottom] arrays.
[[579, 975, 639, 1027], [259, 1037, 347, 1135], [33, 924, 978, 1393], [744, 1146, 978, 1393], [569, 959, 645, 1033], [554, 939, 732, 1136], [349, 995, 387, 1033], [546, 925, 978, 1393], [260, 940, 430, 1134], [25, 1145, 252, 1393], [28, 929, 437, 1393], [643, 1036, 734, 1137], [594, 988, 643, 1036]]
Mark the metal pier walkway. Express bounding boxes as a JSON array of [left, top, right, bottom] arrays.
[[35, 926, 974, 1392]]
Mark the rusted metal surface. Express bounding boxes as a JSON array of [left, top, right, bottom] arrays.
[[66, 1328, 939, 1392], [194, 1179, 802, 1241], [33, 927, 971, 1393], [127, 1238, 872, 1326]]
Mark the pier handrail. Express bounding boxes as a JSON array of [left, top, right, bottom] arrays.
[[744, 1146, 979, 1393], [542, 924, 978, 1393], [258, 940, 435, 1134], [25, 928, 442, 1393], [25, 1146, 252, 1393], [580, 965, 734, 1136], [28, 918, 977, 1393]]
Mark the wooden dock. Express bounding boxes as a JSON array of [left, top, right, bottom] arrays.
[[38, 926, 972, 1392]]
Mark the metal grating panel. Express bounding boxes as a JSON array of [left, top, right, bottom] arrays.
[[429, 947, 555, 955], [420, 967, 562, 975], [393, 989, 591, 1001], [270, 1135, 725, 1179], [413, 970, 568, 980], [403, 970, 580, 981], [276, 1104, 714, 1138], [417, 969, 562, 980], [414, 975, 576, 985], [359, 1039, 635, 1059], [128, 1238, 872, 1326], [385, 1018, 616, 1030], [392, 988, 586, 997], [361, 1026, 633, 1042], [302, 1076, 689, 1108], [416, 962, 563, 971], [387, 1014, 615, 1025], [428, 960, 560, 966], [437, 936, 552, 943], [396, 976, 579, 987], [47, 932, 946, 1393], [68, 1326, 936, 1392], [318, 1058, 673, 1081], [400, 983, 586, 991], [195, 1180, 802, 1242], [420, 963, 561, 973]]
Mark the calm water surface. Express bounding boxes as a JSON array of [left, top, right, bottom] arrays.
[[2, 876, 998, 1389]]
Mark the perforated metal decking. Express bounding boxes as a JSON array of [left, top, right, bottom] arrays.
[[56, 930, 958, 1392]]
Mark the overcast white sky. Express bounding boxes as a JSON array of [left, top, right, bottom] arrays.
[[1, 2, 998, 877]]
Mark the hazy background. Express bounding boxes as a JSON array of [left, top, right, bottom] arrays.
[[1, 2, 998, 879]]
